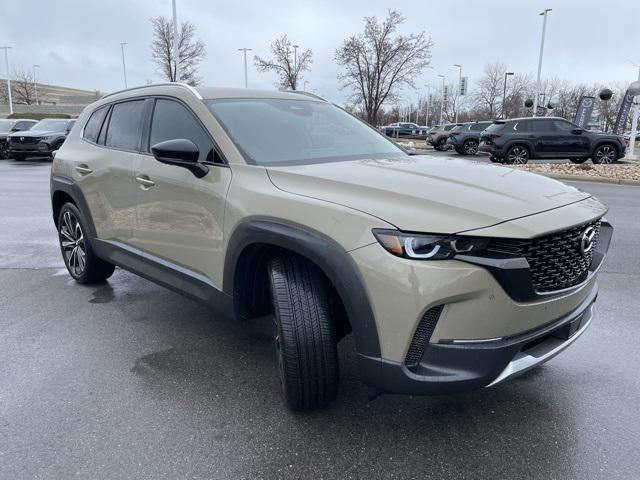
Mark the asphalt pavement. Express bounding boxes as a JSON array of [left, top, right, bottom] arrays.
[[1, 157, 640, 479]]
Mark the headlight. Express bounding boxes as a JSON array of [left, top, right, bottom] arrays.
[[372, 229, 489, 260]]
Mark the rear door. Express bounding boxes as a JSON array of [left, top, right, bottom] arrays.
[[76, 99, 145, 245], [131, 97, 232, 287], [529, 119, 557, 156]]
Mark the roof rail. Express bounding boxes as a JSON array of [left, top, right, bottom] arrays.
[[101, 82, 202, 100], [290, 90, 329, 102]]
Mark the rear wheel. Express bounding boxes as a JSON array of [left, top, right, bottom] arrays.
[[268, 255, 339, 411], [505, 145, 530, 164], [57, 203, 115, 284], [462, 139, 479, 155], [592, 144, 617, 164]]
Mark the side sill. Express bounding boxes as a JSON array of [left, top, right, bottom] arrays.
[[92, 239, 234, 318]]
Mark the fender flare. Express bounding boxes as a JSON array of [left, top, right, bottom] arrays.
[[223, 219, 382, 358], [50, 174, 98, 238]]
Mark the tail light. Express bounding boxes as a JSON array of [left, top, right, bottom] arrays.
[[450, 132, 460, 136]]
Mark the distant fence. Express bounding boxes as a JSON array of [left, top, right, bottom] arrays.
[[0, 104, 87, 118]]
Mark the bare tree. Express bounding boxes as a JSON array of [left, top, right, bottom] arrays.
[[335, 10, 432, 125], [254, 35, 312, 90], [11, 67, 36, 105], [472, 61, 507, 119], [150, 16, 206, 86]]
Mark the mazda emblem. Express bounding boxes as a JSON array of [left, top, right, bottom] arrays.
[[20, 136, 24, 141], [580, 226, 596, 255]]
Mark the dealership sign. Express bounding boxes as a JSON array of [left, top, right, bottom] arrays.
[[574, 96, 595, 128]]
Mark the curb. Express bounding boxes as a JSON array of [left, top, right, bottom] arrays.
[[532, 172, 640, 186]]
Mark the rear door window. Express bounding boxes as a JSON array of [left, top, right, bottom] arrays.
[[105, 100, 145, 151], [530, 120, 554, 132]]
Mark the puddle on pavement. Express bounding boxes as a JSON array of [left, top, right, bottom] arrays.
[[89, 285, 115, 304]]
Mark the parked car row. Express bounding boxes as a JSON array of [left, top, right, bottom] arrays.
[[0, 117, 75, 160], [382, 122, 427, 138]]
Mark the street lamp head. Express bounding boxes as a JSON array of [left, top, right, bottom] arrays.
[[506, 72, 514, 76], [438, 74, 445, 78], [539, 8, 552, 15], [453, 64, 461, 68]]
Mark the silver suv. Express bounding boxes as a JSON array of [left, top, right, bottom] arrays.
[[51, 84, 612, 410]]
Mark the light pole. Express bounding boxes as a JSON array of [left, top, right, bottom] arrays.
[[171, 0, 180, 82], [33, 64, 40, 105], [502, 71, 514, 119], [238, 48, 252, 88], [453, 64, 462, 123], [533, 8, 552, 117], [438, 74, 446, 125], [626, 60, 640, 159], [120, 43, 128, 88], [0, 46, 12, 114], [424, 85, 434, 127], [293, 44, 299, 89]]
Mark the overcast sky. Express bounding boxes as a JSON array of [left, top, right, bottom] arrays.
[[2, 0, 639, 104]]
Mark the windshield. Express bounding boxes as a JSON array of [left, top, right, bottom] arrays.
[[0, 120, 14, 133], [205, 98, 405, 166], [32, 119, 69, 132]]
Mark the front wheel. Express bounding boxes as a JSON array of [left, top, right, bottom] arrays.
[[436, 138, 448, 151], [505, 145, 530, 164], [268, 255, 339, 411], [592, 144, 617, 164], [57, 203, 115, 284]]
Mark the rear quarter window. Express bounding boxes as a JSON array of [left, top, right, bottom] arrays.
[[105, 100, 146, 151], [83, 107, 109, 143]]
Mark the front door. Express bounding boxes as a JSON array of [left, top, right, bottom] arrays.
[[131, 97, 232, 288], [551, 119, 590, 156]]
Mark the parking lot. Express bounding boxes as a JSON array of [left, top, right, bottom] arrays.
[[1, 157, 640, 479]]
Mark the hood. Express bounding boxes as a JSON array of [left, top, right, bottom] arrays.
[[8, 130, 62, 138], [267, 156, 591, 233]]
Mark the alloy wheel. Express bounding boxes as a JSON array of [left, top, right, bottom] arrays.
[[464, 140, 479, 155], [59, 211, 86, 276], [594, 145, 616, 164], [508, 146, 529, 164]]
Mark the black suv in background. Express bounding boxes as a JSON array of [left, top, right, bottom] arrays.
[[479, 117, 626, 164], [0, 119, 38, 159], [7, 118, 75, 160], [427, 124, 460, 151], [447, 121, 492, 155], [383, 122, 426, 138]]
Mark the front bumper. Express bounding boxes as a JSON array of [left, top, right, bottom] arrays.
[[9, 142, 55, 155], [358, 290, 596, 395]]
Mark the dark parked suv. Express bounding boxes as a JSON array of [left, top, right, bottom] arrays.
[[479, 117, 626, 164], [0, 119, 37, 159], [8, 118, 75, 160], [447, 121, 492, 155]]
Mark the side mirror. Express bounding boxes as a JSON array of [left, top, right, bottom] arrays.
[[151, 138, 208, 178], [11, 127, 20, 132], [572, 128, 583, 135]]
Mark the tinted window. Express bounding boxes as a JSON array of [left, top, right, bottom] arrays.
[[98, 108, 111, 145], [149, 99, 215, 163], [552, 120, 574, 132], [484, 122, 506, 134], [83, 108, 108, 143], [206, 98, 404, 166], [470, 123, 490, 131], [530, 120, 554, 132], [511, 121, 530, 132], [444, 124, 456, 131], [105, 100, 145, 151], [450, 125, 463, 132]]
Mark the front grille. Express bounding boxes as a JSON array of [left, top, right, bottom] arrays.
[[405, 305, 444, 368], [10, 136, 40, 144], [487, 220, 601, 293]]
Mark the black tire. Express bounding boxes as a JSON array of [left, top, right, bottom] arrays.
[[13, 154, 25, 161], [57, 202, 115, 284], [268, 255, 339, 411], [504, 145, 530, 164], [569, 157, 589, 164], [462, 139, 479, 155], [436, 138, 448, 151], [591, 144, 618, 164], [489, 156, 501, 163]]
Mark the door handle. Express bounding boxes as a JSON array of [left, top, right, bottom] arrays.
[[135, 175, 156, 188], [75, 164, 93, 175]]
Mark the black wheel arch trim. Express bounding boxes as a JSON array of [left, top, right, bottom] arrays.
[[223, 218, 382, 358], [50, 174, 98, 238]]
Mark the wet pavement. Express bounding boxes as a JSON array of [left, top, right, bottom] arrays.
[[1, 158, 639, 479]]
